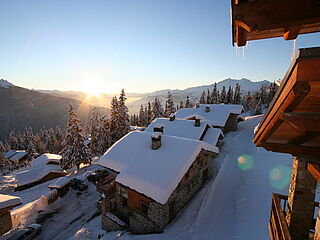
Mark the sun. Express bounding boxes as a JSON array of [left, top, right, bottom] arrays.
[[80, 82, 101, 97]]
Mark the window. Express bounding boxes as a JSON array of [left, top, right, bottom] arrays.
[[121, 196, 128, 207], [140, 201, 148, 215]]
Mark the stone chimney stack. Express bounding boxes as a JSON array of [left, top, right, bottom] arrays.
[[196, 103, 200, 108], [151, 133, 162, 150], [153, 125, 164, 133], [205, 105, 210, 112], [194, 118, 201, 127], [169, 113, 175, 121]]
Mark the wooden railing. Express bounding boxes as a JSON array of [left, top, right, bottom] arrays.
[[269, 193, 291, 240], [269, 193, 320, 240]]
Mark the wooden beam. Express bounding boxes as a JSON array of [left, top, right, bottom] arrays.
[[284, 26, 302, 40], [236, 26, 247, 47], [234, 20, 253, 32], [307, 163, 320, 182], [289, 131, 320, 145], [280, 112, 320, 131], [260, 142, 320, 155]]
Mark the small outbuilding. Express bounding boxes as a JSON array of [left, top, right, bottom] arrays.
[[48, 177, 71, 198]]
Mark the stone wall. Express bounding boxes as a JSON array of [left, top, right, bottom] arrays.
[[224, 113, 238, 132], [130, 211, 162, 234]]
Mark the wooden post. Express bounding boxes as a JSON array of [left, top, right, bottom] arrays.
[[286, 156, 317, 239]]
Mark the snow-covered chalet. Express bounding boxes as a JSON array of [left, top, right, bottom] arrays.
[[97, 131, 219, 233]]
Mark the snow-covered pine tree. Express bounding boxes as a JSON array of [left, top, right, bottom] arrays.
[[89, 107, 102, 156], [185, 95, 190, 108], [179, 101, 184, 109], [139, 105, 147, 126], [109, 96, 120, 144], [267, 82, 278, 106], [199, 91, 206, 104], [233, 83, 241, 104], [60, 105, 92, 170], [206, 89, 211, 104], [117, 89, 130, 139], [0, 141, 8, 153], [226, 86, 234, 104], [152, 97, 164, 120], [147, 102, 152, 124], [8, 131, 18, 150], [211, 83, 219, 104], [242, 91, 253, 111], [164, 91, 176, 117], [220, 86, 227, 104], [97, 114, 111, 154], [25, 127, 37, 161]]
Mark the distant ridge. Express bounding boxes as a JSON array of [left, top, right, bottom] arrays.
[[0, 79, 14, 88]]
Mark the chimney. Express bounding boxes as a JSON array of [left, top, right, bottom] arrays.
[[194, 118, 201, 127], [205, 105, 210, 112], [196, 103, 200, 108], [153, 125, 164, 133], [169, 113, 175, 121], [151, 133, 162, 150]]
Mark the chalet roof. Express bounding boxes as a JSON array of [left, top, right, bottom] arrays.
[[253, 47, 320, 156], [202, 128, 224, 146], [175, 104, 243, 127], [30, 153, 62, 168], [231, 0, 320, 47], [98, 131, 218, 204], [145, 118, 208, 141], [8, 151, 27, 161], [0, 194, 22, 210], [16, 165, 66, 187]]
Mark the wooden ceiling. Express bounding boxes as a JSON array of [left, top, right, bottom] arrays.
[[231, 0, 320, 47], [253, 47, 320, 156]]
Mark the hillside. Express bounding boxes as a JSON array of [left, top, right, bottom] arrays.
[[0, 85, 108, 140], [24, 116, 292, 240]]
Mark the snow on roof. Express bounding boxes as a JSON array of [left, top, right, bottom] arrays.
[[199, 104, 244, 115], [175, 108, 230, 127], [105, 212, 126, 227], [9, 151, 27, 161], [145, 118, 208, 141], [16, 165, 65, 187], [5, 150, 17, 158], [0, 194, 22, 209], [202, 128, 224, 146], [175, 104, 243, 127], [98, 131, 218, 204], [30, 153, 62, 168], [130, 126, 146, 131], [48, 177, 70, 189]]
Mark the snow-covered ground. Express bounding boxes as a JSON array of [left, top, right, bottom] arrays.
[[2, 116, 293, 239]]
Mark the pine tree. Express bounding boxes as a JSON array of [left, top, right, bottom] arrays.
[[233, 83, 241, 104], [179, 101, 184, 109], [109, 96, 120, 144], [267, 82, 278, 106], [117, 89, 130, 138], [25, 127, 37, 161], [8, 131, 18, 150], [242, 91, 253, 111], [220, 86, 227, 104], [89, 107, 102, 156], [139, 105, 147, 126], [199, 91, 206, 104], [211, 83, 219, 104], [97, 114, 111, 155], [152, 97, 164, 120], [147, 102, 152, 124], [226, 86, 234, 104], [60, 105, 92, 170], [206, 89, 211, 104], [185, 96, 190, 108], [164, 91, 176, 117]]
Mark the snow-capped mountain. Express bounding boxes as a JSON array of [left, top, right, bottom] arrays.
[[0, 79, 14, 88]]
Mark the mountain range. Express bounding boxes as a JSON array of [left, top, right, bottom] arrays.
[[38, 78, 271, 113]]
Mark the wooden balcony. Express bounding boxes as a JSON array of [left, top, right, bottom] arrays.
[[269, 193, 319, 240]]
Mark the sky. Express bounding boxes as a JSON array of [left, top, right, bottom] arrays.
[[0, 0, 319, 94]]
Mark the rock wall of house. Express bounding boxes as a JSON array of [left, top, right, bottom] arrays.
[[130, 211, 163, 234], [148, 201, 170, 229], [0, 209, 12, 235], [224, 113, 238, 132], [102, 213, 125, 232]]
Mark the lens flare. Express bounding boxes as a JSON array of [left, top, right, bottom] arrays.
[[269, 165, 291, 190], [237, 154, 253, 171]]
